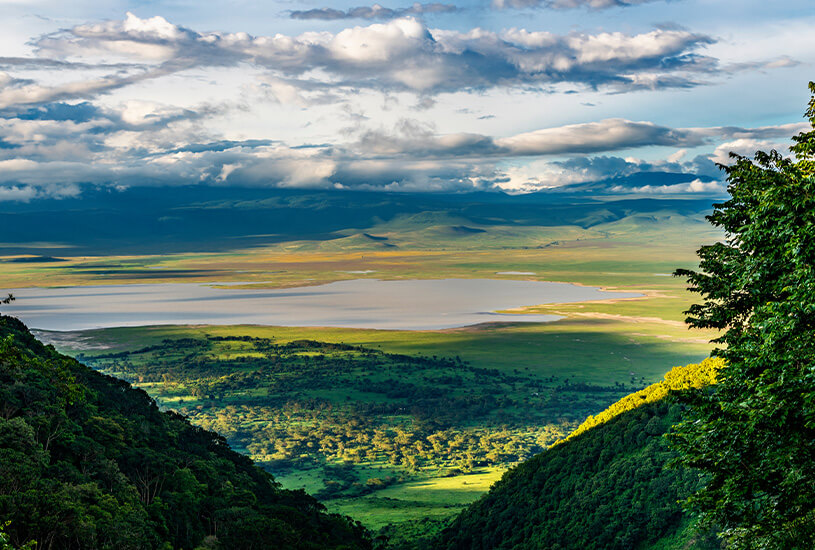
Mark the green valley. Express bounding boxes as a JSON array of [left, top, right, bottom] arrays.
[[8, 191, 725, 540], [2, 1, 811, 546], [45, 314, 713, 535], [0, 189, 730, 544]]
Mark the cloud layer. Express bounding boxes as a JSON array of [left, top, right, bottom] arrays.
[[0, 92, 803, 199], [0, 8, 808, 200], [17, 12, 716, 104], [493, 0, 659, 9], [290, 3, 458, 20]]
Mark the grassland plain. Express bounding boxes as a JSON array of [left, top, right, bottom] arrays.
[[0, 201, 719, 291]]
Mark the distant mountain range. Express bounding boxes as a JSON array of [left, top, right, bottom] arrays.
[[0, 173, 722, 255]]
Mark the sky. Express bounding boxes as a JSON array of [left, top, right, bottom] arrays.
[[0, 0, 813, 200]]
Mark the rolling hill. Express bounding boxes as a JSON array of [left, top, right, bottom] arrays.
[[0, 315, 372, 549], [0, 185, 720, 255], [433, 359, 723, 550]]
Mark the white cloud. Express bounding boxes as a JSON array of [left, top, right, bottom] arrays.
[[329, 18, 430, 63], [493, 0, 659, 9], [709, 138, 789, 165], [495, 119, 702, 155], [0, 99, 802, 197], [0, 65, 172, 108], [0, 182, 80, 201], [608, 178, 724, 194], [0, 185, 38, 201], [346, 118, 807, 160], [0, 11, 808, 198], [23, 14, 717, 101]]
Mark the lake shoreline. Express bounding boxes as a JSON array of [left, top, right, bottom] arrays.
[[3, 278, 641, 332]]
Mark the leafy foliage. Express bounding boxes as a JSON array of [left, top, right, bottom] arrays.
[[81, 335, 643, 500], [435, 360, 721, 550], [559, 357, 721, 445], [672, 82, 815, 548], [0, 522, 35, 550], [0, 315, 372, 550]]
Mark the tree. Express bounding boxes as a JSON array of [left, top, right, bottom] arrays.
[[0, 521, 36, 550], [672, 82, 815, 549]]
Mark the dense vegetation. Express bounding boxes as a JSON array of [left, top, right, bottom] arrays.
[[78, 334, 646, 511], [561, 357, 721, 444], [672, 82, 815, 547], [435, 359, 721, 550], [0, 315, 372, 550]]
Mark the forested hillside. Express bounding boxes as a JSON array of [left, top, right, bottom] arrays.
[[0, 315, 372, 550], [1, 313, 722, 550], [434, 359, 723, 550], [67, 326, 677, 532]]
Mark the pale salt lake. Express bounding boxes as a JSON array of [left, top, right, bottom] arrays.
[[2, 279, 640, 331]]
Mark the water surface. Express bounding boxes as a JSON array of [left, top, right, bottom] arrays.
[[2, 279, 640, 331]]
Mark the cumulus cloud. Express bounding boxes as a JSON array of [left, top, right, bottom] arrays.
[[0, 182, 81, 202], [290, 3, 458, 21], [608, 178, 723, 194], [508, 121, 808, 193], [0, 65, 174, 109], [0, 56, 143, 72], [495, 119, 704, 155], [0, 98, 234, 181], [0, 185, 40, 202], [0, 7, 805, 202], [346, 118, 807, 160], [555, 155, 668, 182], [0, 95, 800, 198], [708, 138, 791, 165], [16, 13, 716, 105], [0, 130, 766, 198], [344, 118, 806, 194], [495, 154, 728, 195], [0, 7, 804, 203], [497, 155, 664, 191]]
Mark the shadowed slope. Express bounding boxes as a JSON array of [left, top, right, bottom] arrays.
[[434, 360, 722, 550], [0, 315, 372, 550]]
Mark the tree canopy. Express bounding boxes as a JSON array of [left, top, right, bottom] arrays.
[[673, 82, 815, 548], [435, 359, 722, 550], [0, 315, 372, 549]]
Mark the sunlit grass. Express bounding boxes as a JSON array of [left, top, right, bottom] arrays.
[[328, 467, 506, 530]]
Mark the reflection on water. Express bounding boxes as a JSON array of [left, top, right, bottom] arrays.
[[2, 279, 640, 331]]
